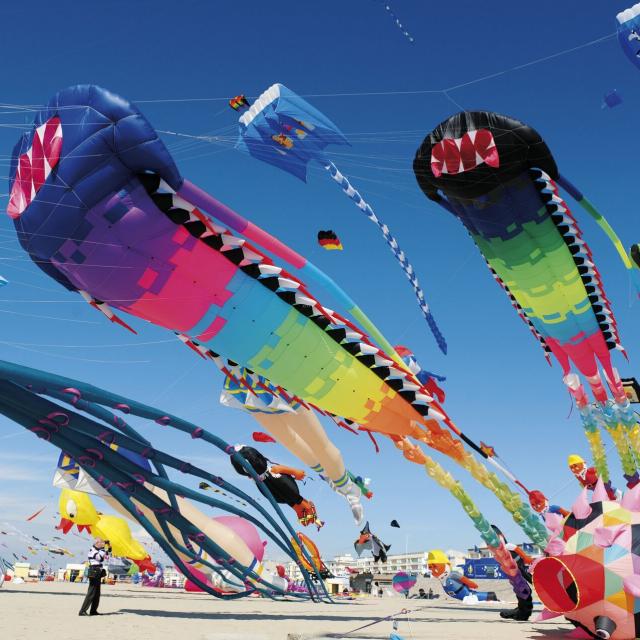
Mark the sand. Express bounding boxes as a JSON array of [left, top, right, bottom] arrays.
[[0, 580, 573, 640]]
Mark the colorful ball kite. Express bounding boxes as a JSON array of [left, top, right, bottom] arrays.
[[534, 480, 640, 640], [392, 571, 417, 595]]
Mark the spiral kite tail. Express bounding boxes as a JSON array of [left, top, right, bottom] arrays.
[[325, 161, 447, 354], [422, 453, 531, 600]]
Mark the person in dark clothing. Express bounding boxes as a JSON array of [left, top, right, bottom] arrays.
[[230, 445, 323, 529], [491, 525, 533, 621], [79, 538, 110, 616]]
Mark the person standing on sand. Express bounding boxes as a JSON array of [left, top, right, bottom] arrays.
[[79, 538, 110, 617]]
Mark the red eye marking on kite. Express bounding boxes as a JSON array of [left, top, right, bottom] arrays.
[[7, 116, 62, 219], [430, 129, 499, 178]]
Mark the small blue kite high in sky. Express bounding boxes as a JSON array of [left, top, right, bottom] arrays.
[[230, 84, 447, 354]]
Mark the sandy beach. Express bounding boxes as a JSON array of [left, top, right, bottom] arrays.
[[0, 581, 573, 640]]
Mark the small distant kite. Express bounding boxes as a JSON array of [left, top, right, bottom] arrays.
[[392, 571, 417, 595], [229, 95, 249, 111], [602, 90, 623, 109], [25, 507, 46, 522], [378, 1, 415, 44], [390, 519, 400, 528], [354, 522, 390, 563], [198, 482, 248, 507], [252, 431, 276, 444], [622, 378, 640, 403], [479, 442, 496, 458], [317, 230, 343, 251]]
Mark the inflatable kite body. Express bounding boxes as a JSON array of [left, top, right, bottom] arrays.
[[217, 357, 364, 524], [392, 571, 416, 596], [7, 88, 548, 596], [291, 532, 330, 579], [230, 446, 323, 529], [534, 481, 640, 640], [568, 454, 619, 497], [617, 4, 640, 72], [6, 85, 470, 474], [57, 489, 156, 572], [0, 359, 315, 599], [56, 453, 277, 592], [427, 549, 497, 603], [232, 83, 446, 353], [354, 522, 390, 563], [442, 573, 494, 602], [414, 111, 622, 397], [414, 111, 640, 489]]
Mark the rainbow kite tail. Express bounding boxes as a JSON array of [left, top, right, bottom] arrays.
[[422, 453, 532, 600], [454, 449, 548, 546], [599, 403, 639, 485]]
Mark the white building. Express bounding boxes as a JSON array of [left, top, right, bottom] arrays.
[[286, 549, 468, 582], [466, 542, 543, 560], [162, 565, 185, 588]]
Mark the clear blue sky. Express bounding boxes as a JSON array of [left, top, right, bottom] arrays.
[[0, 1, 638, 565]]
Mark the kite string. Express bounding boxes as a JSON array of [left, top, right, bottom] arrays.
[[0, 31, 612, 109], [129, 32, 615, 104], [335, 607, 410, 637]]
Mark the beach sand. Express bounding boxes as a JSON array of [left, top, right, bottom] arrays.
[[0, 581, 573, 639]]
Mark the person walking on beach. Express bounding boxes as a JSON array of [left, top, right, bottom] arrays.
[[79, 538, 110, 617]]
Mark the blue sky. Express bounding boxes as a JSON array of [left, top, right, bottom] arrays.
[[0, 1, 639, 565]]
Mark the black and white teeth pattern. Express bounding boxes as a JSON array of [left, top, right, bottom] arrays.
[[531, 169, 623, 353], [139, 173, 442, 422]]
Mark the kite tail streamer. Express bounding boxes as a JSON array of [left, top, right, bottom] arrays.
[[422, 454, 532, 600], [567, 377, 611, 482], [603, 400, 640, 483], [617, 401, 640, 468], [0, 362, 330, 600], [557, 174, 640, 297], [457, 451, 548, 546], [600, 403, 638, 483], [581, 412, 610, 483], [324, 161, 447, 354], [400, 432, 547, 545]]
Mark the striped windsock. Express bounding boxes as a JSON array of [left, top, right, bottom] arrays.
[[325, 161, 447, 354]]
